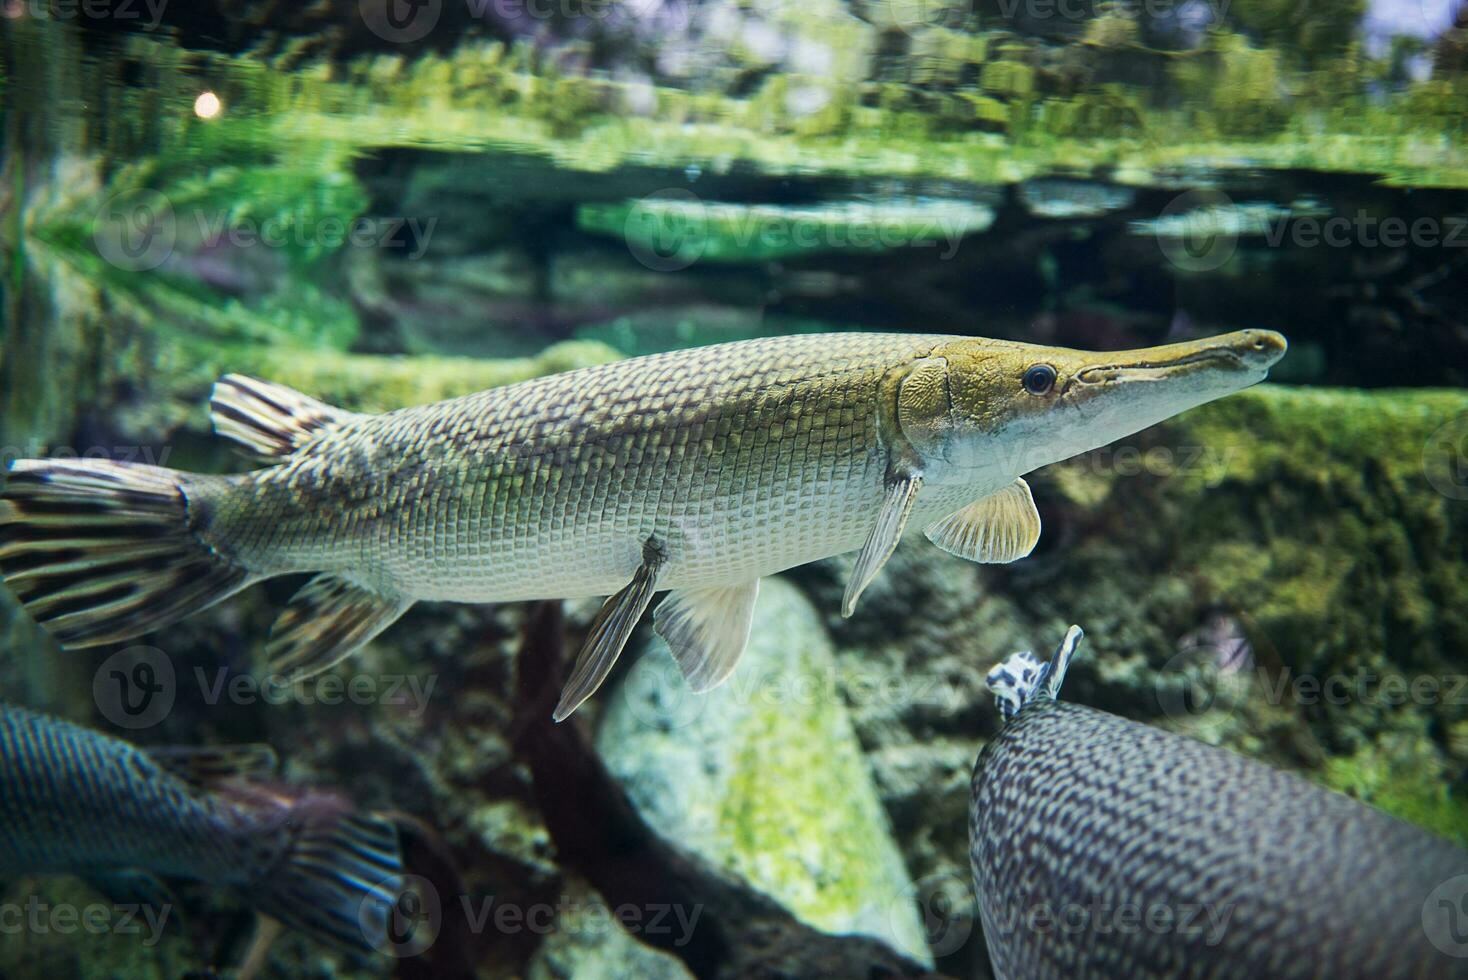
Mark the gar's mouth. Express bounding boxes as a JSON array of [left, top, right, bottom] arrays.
[[1075, 347, 1246, 385]]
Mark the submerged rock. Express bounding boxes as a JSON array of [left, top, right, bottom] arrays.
[[595, 577, 933, 965], [579, 196, 996, 263], [798, 384, 1468, 968], [525, 878, 697, 980]]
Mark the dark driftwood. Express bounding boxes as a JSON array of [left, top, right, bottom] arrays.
[[511, 600, 949, 980]]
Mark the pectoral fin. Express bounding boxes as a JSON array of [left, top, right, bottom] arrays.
[[923, 478, 1041, 564], [654, 580, 760, 693], [843, 473, 923, 617], [267, 575, 414, 680], [554, 540, 665, 721]]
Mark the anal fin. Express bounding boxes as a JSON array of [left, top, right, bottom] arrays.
[[654, 580, 760, 693], [554, 540, 664, 721], [843, 473, 922, 617], [923, 478, 1041, 564], [267, 575, 413, 680]]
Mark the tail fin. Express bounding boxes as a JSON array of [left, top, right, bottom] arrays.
[[253, 795, 405, 956], [0, 458, 249, 647]]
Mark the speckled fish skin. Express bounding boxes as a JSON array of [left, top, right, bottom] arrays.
[[0, 704, 274, 879], [0, 328, 1285, 702], [970, 699, 1468, 980], [200, 332, 982, 599], [0, 703, 402, 952]]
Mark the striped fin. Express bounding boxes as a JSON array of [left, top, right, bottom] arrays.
[[267, 575, 413, 680], [0, 459, 250, 647], [149, 744, 279, 787], [210, 375, 352, 460], [653, 580, 760, 693], [924, 478, 1041, 564], [843, 472, 922, 617], [985, 625, 1084, 721], [554, 539, 665, 722], [253, 797, 405, 956]]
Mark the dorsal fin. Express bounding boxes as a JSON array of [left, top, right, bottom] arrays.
[[148, 744, 279, 787], [210, 374, 352, 460], [985, 625, 1084, 720]]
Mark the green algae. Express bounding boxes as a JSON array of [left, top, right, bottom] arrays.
[[1321, 739, 1468, 849], [598, 577, 932, 963], [13, 14, 1468, 214], [579, 196, 995, 263], [1035, 384, 1468, 841]]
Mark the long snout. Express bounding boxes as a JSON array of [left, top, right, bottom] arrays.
[[1071, 329, 1286, 391]]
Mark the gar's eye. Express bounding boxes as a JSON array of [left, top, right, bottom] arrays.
[[1022, 364, 1057, 396]]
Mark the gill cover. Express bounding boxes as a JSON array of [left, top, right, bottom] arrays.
[[891, 356, 955, 463]]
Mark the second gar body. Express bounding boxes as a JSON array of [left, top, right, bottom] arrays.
[[0, 330, 1286, 717]]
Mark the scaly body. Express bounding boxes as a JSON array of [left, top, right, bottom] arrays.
[[0, 702, 402, 953], [0, 329, 1286, 717], [974, 633, 1468, 980], [206, 333, 990, 600], [0, 703, 266, 881]]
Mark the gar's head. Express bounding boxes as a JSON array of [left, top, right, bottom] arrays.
[[898, 329, 1287, 480]]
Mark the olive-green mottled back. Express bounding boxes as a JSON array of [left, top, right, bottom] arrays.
[[202, 332, 976, 599], [0, 328, 1284, 715]]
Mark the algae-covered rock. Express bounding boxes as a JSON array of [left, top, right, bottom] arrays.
[[524, 878, 697, 980], [578, 196, 996, 264], [0, 878, 191, 980], [595, 576, 933, 965], [789, 383, 1468, 973]]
